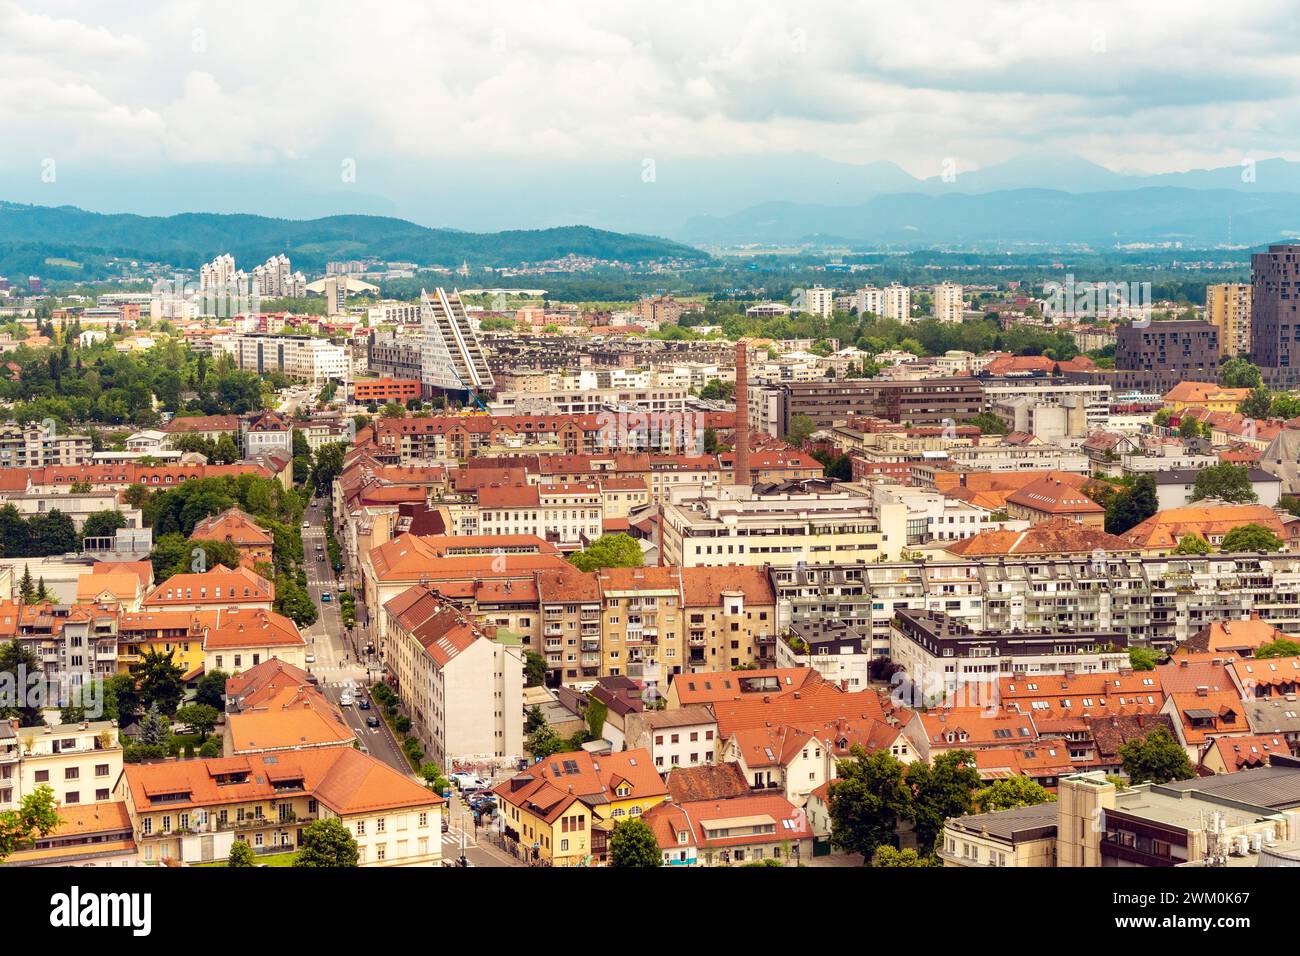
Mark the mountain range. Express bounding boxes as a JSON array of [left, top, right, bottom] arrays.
[[0, 202, 707, 280]]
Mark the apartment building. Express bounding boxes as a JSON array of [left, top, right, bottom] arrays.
[[1205, 282, 1252, 357], [116, 749, 445, 866], [882, 282, 911, 321], [476, 481, 603, 551], [382, 585, 524, 769], [766, 378, 984, 433], [933, 281, 964, 324], [215, 333, 347, 385], [889, 608, 1129, 704], [420, 287, 495, 395], [1116, 320, 1220, 385], [0, 421, 92, 468], [19, 720, 122, 807], [659, 481, 889, 568], [770, 551, 1300, 659]]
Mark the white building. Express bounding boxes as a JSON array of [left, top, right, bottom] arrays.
[[933, 282, 964, 324], [882, 283, 911, 322], [383, 586, 525, 769], [214, 333, 347, 385], [803, 285, 835, 318]]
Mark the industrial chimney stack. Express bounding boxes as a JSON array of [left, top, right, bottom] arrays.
[[733, 341, 750, 487]]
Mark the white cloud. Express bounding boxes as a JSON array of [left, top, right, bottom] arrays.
[[4, 0, 1300, 176]]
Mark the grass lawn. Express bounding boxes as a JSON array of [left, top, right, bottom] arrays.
[[195, 850, 299, 868]]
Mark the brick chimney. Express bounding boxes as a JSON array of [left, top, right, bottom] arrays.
[[733, 342, 750, 487]]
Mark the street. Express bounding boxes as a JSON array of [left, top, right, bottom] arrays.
[[300, 500, 520, 867]]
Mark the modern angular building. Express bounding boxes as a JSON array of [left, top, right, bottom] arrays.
[[419, 287, 494, 398]]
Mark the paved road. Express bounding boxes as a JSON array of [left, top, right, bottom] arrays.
[[300, 502, 408, 775], [300, 499, 522, 867]]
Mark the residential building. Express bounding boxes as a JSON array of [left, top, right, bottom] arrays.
[[18, 720, 121, 807], [381, 585, 525, 769], [933, 281, 964, 323], [116, 749, 445, 866]]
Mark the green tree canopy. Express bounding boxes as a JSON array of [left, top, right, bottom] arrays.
[[294, 817, 359, 867], [568, 533, 644, 573], [1171, 534, 1211, 555], [1104, 474, 1157, 536], [973, 776, 1056, 814], [1191, 463, 1258, 504], [0, 785, 60, 863], [1119, 726, 1195, 784], [1220, 523, 1284, 553], [1128, 646, 1161, 671], [608, 818, 662, 867], [226, 840, 257, 867], [1220, 356, 1264, 390], [829, 746, 912, 863], [1254, 637, 1300, 659], [871, 845, 939, 867]]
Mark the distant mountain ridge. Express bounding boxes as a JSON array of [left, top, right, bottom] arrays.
[[0, 202, 708, 277], [682, 186, 1300, 249]]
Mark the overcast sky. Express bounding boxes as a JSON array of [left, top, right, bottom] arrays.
[[4, 0, 1300, 229]]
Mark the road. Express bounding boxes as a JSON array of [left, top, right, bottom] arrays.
[[300, 500, 521, 866], [300, 501, 407, 774]]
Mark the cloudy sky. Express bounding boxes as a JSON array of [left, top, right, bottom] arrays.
[[4, 0, 1300, 232]]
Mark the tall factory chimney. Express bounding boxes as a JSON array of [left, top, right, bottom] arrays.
[[733, 341, 750, 487]]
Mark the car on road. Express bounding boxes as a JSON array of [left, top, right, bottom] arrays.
[[322, 592, 331, 603], [317, 554, 325, 562], [340, 691, 354, 706], [337, 582, 346, 592], [305, 654, 315, 664], [449, 772, 487, 790], [442, 819, 449, 833], [302, 521, 311, 529], [358, 698, 370, 710], [365, 715, 380, 728]]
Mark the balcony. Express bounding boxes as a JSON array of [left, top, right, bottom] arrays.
[[689, 633, 707, 647], [544, 624, 564, 637], [581, 639, 600, 652]]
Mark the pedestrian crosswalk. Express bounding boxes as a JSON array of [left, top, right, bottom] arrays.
[[442, 827, 475, 848]]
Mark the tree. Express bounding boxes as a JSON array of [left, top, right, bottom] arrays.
[[1119, 726, 1195, 784], [1220, 523, 1284, 553], [525, 704, 546, 734], [312, 442, 346, 492], [829, 746, 912, 863], [1254, 637, 1300, 659], [973, 776, 1056, 814], [871, 846, 938, 867], [419, 763, 450, 793], [195, 670, 229, 710], [702, 427, 720, 455], [1104, 474, 1157, 536], [526, 723, 565, 759], [523, 651, 547, 688], [132, 648, 186, 714], [1128, 646, 1161, 671], [80, 509, 127, 542], [0, 641, 43, 726], [906, 749, 982, 853], [608, 818, 662, 867], [175, 703, 219, 741], [294, 817, 359, 867], [1220, 356, 1264, 390], [1171, 533, 1210, 555], [1191, 463, 1257, 504], [1239, 386, 1272, 420], [18, 564, 34, 602], [137, 702, 172, 748], [783, 413, 816, 448], [226, 840, 256, 867], [962, 411, 1009, 436], [568, 533, 643, 573], [0, 785, 60, 863], [1178, 416, 1201, 439]]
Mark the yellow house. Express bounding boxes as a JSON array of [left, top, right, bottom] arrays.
[[1161, 381, 1250, 415], [116, 611, 206, 677], [493, 748, 668, 866]]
